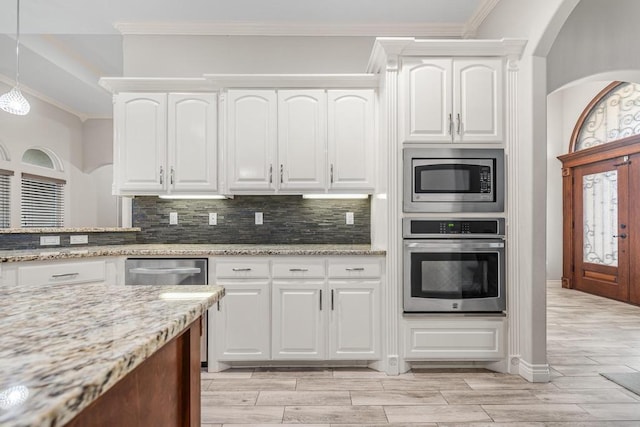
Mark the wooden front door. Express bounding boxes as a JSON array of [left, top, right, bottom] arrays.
[[572, 157, 630, 301]]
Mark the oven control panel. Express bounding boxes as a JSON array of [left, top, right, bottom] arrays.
[[404, 218, 505, 238]]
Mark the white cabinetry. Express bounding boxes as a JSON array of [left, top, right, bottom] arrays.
[[401, 58, 503, 143], [0, 257, 119, 287], [114, 92, 218, 195], [212, 259, 271, 361], [225, 89, 375, 194], [328, 90, 375, 190]]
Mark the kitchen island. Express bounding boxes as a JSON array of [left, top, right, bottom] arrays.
[[0, 283, 224, 427]]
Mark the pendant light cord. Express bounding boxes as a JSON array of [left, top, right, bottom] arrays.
[[15, 0, 21, 88]]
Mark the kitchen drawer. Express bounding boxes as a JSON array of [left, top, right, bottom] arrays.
[[18, 260, 107, 286], [272, 259, 325, 279], [327, 258, 382, 279], [215, 259, 270, 279]]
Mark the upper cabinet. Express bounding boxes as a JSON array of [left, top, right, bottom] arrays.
[[401, 57, 503, 144], [113, 92, 218, 195], [225, 88, 375, 194]]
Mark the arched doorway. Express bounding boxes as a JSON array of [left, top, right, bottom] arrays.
[[558, 82, 640, 304]]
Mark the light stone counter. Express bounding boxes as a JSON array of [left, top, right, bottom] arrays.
[[0, 244, 385, 263], [0, 283, 224, 427]]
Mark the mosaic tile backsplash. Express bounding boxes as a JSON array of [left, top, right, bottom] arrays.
[[132, 195, 371, 244]]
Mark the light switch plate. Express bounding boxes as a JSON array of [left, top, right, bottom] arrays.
[[40, 236, 60, 246], [70, 235, 88, 245], [169, 212, 178, 225], [255, 212, 263, 225], [209, 212, 217, 225], [346, 212, 354, 225]]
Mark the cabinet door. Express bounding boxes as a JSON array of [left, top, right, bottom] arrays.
[[278, 90, 327, 191], [328, 281, 380, 360], [453, 58, 503, 143], [328, 90, 375, 191], [114, 93, 167, 194], [226, 90, 277, 191], [401, 58, 453, 143], [213, 281, 270, 361], [272, 281, 325, 360], [168, 93, 218, 193]]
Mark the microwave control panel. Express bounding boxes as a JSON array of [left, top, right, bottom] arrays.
[[479, 166, 492, 193], [406, 218, 505, 237]]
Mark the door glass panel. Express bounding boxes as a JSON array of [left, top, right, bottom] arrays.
[[583, 171, 618, 266]]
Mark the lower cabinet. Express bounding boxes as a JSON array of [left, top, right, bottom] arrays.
[[210, 256, 383, 366]]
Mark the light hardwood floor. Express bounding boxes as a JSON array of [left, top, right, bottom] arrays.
[[201, 284, 640, 425]]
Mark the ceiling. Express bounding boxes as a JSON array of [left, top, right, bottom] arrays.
[[0, 0, 498, 120]]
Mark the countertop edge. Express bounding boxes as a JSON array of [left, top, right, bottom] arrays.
[[49, 286, 225, 427], [0, 227, 141, 234]]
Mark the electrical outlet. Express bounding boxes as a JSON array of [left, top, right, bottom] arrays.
[[40, 236, 60, 246], [346, 212, 354, 225], [255, 212, 263, 225], [169, 212, 178, 225], [209, 212, 217, 225], [70, 235, 88, 245]]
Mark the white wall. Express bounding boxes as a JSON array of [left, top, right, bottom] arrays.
[[123, 35, 375, 75], [83, 119, 113, 173], [0, 81, 106, 227]]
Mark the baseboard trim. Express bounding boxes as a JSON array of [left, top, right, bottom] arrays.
[[546, 279, 562, 288], [519, 359, 550, 382]]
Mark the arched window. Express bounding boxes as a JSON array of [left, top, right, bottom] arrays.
[[572, 82, 640, 152], [20, 148, 65, 227]]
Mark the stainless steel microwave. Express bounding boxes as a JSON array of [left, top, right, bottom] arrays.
[[403, 148, 505, 212]]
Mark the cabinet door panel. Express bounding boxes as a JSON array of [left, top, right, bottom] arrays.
[[328, 90, 375, 191], [226, 90, 277, 191], [272, 282, 325, 360], [168, 93, 218, 192], [214, 281, 270, 361], [115, 93, 167, 193], [329, 281, 380, 359], [401, 59, 452, 142], [454, 58, 503, 143], [278, 90, 326, 191]]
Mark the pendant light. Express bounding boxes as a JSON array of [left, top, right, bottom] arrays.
[[0, 0, 30, 115]]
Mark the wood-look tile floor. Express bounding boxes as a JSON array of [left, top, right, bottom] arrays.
[[201, 284, 640, 425]]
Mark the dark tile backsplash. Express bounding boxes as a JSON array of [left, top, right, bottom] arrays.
[[132, 195, 371, 244]]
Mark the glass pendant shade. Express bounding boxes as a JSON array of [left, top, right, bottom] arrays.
[[1, 0, 30, 116], [0, 87, 30, 115]]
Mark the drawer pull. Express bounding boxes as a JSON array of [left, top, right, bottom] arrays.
[[345, 267, 365, 272], [51, 273, 79, 279], [289, 268, 309, 272], [232, 268, 252, 272]]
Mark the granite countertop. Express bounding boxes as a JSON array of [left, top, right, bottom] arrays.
[[0, 284, 224, 427], [0, 244, 386, 263]]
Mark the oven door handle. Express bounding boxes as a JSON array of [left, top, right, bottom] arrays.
[[404, 241, 504, 250], [128, 267, 202, 275]]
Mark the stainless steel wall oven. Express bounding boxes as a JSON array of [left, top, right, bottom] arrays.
[[403, 218, 506, 313]]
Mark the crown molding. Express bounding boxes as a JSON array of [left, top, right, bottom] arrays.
[[463, 0, 501, 38], [114, 21, 466, 38]]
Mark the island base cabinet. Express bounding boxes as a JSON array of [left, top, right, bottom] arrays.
[[329, 281, 380, 360], [213, 282, 270, 361], [66, 319, 202, 427], [403, 318, 505, 361]]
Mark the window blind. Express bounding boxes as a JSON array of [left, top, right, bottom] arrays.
[[21, 173, 65, 227], [0, 169, 12, 228]]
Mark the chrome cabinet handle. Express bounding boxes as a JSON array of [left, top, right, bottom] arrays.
[[159, 166, 164, 184], [269, 164, 273, 184], [330, 164, 334, 184], [613, 234, 628, 239], [448, 113, 453, 135], [217, 300, 220, 311], [280, 164, 284, 184], [319, 289, 323, 311], [331, 289, 334, 311], [170, 167, 175, 185], [289, 268, 309, 272], [345, 267, 365, 272], [232, 268, 252, 272], [456, 113, 461, 135], [51, 272, 79, 279]]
